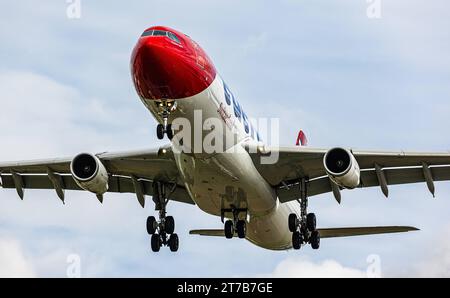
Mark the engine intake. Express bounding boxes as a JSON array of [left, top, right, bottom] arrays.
[[70, 153, 109, 195], [323, 148, 360, 189]]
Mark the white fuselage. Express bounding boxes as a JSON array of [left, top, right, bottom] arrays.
[[141, 76, 299, 250]]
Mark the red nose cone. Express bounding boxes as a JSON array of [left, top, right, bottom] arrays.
[[131, 27, 216, 100]]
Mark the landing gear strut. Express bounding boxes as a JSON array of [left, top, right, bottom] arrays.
[[147, 181, 179, 252], [288, 178, 321, 250], [156, 101, 175, 140], [222, 206, 248, 239]]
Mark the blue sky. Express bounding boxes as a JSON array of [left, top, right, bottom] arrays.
[[1, 0, 450, 277]]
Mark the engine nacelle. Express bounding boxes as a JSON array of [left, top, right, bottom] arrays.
[[70, 153, 109, 195], [323, 148, 360, 189]]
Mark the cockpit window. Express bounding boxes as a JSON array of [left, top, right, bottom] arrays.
[[141, 30, 154, 37], [152, 30, 167, 36], [141, 30, 182, 45], [142, 30, 181, 44], [168, 32, 181, 44]]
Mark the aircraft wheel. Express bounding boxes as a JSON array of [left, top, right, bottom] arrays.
[[292, 231, 302, 250], [306, 213, 317, 232], [224, 220, 234, 239], [288, 214, 298, 232], [310, 230, 321, 250], [157, 124, 165, 140], [151, 234, 161, 252], [236, 220, 246, 239], [169, 234, 179, 252], [166, 124, 174, 140], [165, 216, 175, 234], [146, 216, 157, 235]]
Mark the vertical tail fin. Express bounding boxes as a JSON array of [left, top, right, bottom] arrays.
[[296, 130, 308, 146]]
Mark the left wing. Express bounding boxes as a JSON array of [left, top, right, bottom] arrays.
[[245, 145, 450, 203], [0, 147, 194, 206]]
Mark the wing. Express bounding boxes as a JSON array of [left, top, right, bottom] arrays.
[[0, 146, 194, 206], [189, 226, 418, 238], [246, 145, 450, 203]]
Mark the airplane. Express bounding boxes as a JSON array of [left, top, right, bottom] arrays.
[[1, 25, 449, 253]]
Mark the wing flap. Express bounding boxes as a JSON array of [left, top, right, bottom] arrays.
[[318, 226, 419, 239]]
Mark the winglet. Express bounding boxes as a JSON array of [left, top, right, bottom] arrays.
[[296, 130, 308, 146]]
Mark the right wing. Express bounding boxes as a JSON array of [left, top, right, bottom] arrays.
[[245, 145, 450, 203], [0, 146, 194, 206]]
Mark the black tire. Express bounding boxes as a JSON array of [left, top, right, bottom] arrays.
[[157, 124, 165, 140], [151, 234, 161, 252], [306, 213, 317, 232], [288, 214, 298, 233], [165, 216, 175, 234], [311, 231, 320, 250], [292, 231, 302, 250], [224, 220, 234, 239], [146, 216, 157, 235], [166, 124, 174, 140], [169, 234, 179, 252], [236, 220, 246, 239]]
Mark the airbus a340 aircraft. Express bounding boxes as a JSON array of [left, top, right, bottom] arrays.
[[1, 26, 449, 253]]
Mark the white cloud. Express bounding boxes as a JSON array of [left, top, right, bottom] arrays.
[[266, 257, 367, 278], [413, 226, 450, 277], [0, 238, 35, 278]]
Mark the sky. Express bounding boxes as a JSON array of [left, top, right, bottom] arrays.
[[0, 0, 450, 277]]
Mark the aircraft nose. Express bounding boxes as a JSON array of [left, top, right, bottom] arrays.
[[131, 36, 216, 100]]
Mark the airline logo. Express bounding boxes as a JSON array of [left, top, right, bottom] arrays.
[[222, 79, 261, 142]]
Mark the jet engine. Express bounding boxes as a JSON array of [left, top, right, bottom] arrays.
[[70, 153, 109, 195], [323, 148, 360, 189]]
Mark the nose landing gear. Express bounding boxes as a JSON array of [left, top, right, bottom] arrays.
[[147, 181, 179, 252], [289, 178, 321, 250], [156, 101, 176, 140]]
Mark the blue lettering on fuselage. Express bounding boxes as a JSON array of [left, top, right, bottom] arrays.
[[222, 79, 261, 142]]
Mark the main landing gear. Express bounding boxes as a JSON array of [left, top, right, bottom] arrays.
[[222, 206, 248, 239], [156, 101, 175, 140], [288, 178, 321, 250], [147, 181, 179, 253]]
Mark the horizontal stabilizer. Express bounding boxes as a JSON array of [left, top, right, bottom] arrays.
[[318, 226, 419, 239], [190, 229, 227, 237], [190, 226, 419, 238]]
